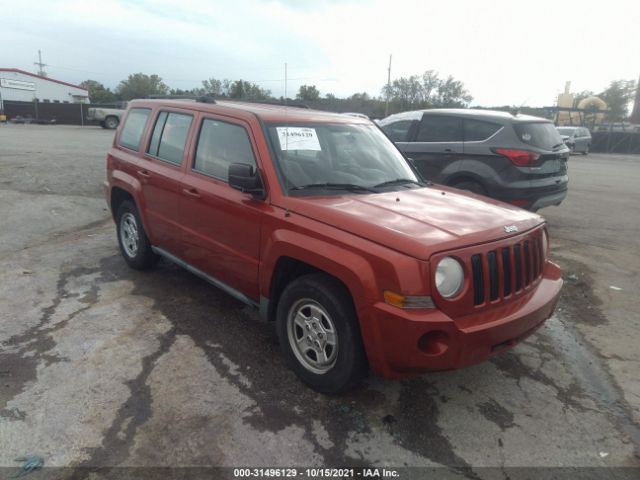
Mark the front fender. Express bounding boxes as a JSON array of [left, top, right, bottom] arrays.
[[260, 229, 394, 375]]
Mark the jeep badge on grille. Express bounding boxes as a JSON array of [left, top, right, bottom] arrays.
[[504, 225, 518, 233]]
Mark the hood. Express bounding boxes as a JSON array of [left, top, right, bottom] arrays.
[[283, 186, 543, 260]]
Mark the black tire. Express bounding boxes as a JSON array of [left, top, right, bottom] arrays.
[[116, 200, 159, 270], [451, 180, 487, 196], [104, 116, 119, 129], [582, 145, 589, 155], [276, 273, 367, 394]]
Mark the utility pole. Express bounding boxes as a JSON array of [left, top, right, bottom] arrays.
[[630, 72, 640, 125], [384, 54, 392, 117], [34, 50, 47, 77]]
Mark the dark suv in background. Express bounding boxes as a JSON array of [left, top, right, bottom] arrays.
[[379, 109, 569, 211]]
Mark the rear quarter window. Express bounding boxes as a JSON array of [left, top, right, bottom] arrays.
[[119, 108, 151, 151], [381, 120, 414, 142], [513, 122, 563, 150], [463, 119, 502, 141]]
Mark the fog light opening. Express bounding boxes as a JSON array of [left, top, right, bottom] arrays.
[[418, 331, 450, 356]]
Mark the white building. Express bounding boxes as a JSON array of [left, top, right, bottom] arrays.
[[0, 68, 89, 105]]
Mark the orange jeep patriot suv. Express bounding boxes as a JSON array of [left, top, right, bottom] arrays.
[[104, 98, 563, 393]]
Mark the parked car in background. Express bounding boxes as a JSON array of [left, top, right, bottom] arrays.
[[556, 126, 591, 154], [379, 109, 569, 211], [104, 99, 563, 393], [87, 103, 127, 129]]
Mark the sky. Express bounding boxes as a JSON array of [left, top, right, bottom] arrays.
[[3, 0, 639, 107]]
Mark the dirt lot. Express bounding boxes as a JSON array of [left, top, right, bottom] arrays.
[[1, 125, 639, 477]]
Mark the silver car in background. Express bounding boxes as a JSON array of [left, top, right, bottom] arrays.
[[556, 126, 592, 155]]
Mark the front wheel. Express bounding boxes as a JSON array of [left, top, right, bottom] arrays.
[[582, 145, 590, 155], [276, 273, 367, 393]]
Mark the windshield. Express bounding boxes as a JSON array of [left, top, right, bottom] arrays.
[[557, 127, 575, 136], [266, 122, 420, 194]]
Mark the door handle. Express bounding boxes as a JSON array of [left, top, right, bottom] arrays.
[[182, 188, 201, 198], [443, 148, 453, 153], [138, 169, 151, 178]]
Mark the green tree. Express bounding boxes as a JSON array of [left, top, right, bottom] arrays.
[[434, 76, 473, 107], [420, 70, 440, 100], [201, 78, 223, 97], [80, 80, 116, 103], [115, 73, 169, 100], [227, 80, 271, 100], [383, 75, 423, 109], [296, 84, 320, 101], [598, 79, 637, 120], [381, 70, 472, 112]]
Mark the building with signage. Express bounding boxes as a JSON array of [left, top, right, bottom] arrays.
[[0, 68, 89, 108]]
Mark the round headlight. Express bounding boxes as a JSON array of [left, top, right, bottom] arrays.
[[435, 257, 464, 298], [542, 229, 549, 259]]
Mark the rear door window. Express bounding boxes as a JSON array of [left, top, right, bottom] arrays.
[[193, 118, 257, 181], [381, 120, 414, 142], [513, 122, 564, 150], [463, 119, 502, 141], [119, 108, 151, 151], [416, 115, 463, 142], [147, 112, 193, 165]]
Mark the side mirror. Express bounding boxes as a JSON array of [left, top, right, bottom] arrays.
[[228, 163, 265, 199]]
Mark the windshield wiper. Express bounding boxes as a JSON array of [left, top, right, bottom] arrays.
[[551, 142, 565, 150], [289, 183, 378, 193], [373, 178, 425, 188]]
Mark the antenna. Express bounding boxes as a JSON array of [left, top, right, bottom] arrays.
[[34, 50, 48, 77], [384, 54, 392, 117]]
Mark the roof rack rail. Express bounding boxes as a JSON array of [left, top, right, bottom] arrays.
[[221, 98, 310, 109], [146, 94, 216, 104]]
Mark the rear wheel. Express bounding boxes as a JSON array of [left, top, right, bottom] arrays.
[[451, 180, 487, 196], [276, 273, 367, 393], [116, 200, 159, 270], [104, 116, 119, 129]]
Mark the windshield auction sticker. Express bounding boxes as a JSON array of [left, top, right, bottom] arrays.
[[277, 127, 322, 151]]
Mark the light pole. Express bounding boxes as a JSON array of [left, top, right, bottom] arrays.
[[384, 54, 392, 117]]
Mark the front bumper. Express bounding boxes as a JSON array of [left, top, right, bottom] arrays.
[[365, 261, 562, 378]]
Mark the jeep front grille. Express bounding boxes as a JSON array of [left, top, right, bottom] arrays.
[[469, 233, 545, 306]]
